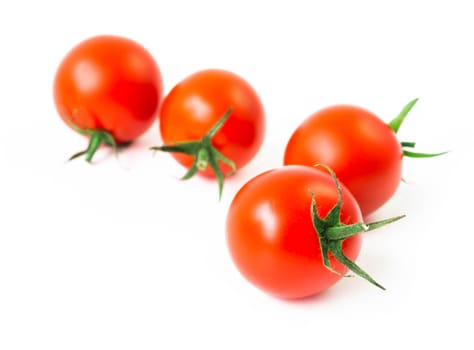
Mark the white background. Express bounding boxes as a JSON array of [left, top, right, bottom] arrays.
[[1, 1, 472, 349]]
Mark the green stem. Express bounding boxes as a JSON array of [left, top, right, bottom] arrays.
[[85, 133, 103, 162], [310, 164, 405, 290], [388, 98, 418, 134], [150, 107, 236, 199], [65, 116, 118, 162], [401, 141, 416, 148], [403, 149, 449, 158], [196, 148, 210, 170], [387, 99, 448, 160]]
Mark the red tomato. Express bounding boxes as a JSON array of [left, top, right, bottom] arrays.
[[284, 105, 403, 216], [54, 35, 163, 161], [157, 69, 266, 180], [226, 165, 364, 299]]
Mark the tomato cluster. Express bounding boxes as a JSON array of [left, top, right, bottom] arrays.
[[54, 35, 444, 300]]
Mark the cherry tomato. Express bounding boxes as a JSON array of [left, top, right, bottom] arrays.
[[154, 69, 266, 197], [54, 35, 163, 161], [227, 165, 371, 299], [284, 104, 402, 216]]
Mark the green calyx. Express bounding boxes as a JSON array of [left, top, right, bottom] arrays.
[[310, 164, 405, 290], [150, 107, 236, 200], [67, 117, 118, 163], [388, 98, 448, 158]]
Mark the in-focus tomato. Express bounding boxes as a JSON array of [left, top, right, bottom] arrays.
[[153, 69, 266, 197], [226, 165, 401, 299], [283, 100, 441, 216], [54, 35, 163, 161]]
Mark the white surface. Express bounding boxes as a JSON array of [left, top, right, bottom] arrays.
[[1, 1, 472, 349]]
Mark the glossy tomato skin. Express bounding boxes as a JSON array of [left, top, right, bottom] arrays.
[[284, 105, 403, 216], [54, 35, 163, 144], [226, 165, 362, 299], [159, 69, 265, 176]]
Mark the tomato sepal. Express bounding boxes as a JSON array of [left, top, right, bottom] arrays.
[[402, 149, 449, 158], [151, 107, 237, 199], [325, 215, 405, 240], [66, 116, 118, 162], [389, 98, 448, 159], [401, 138, 448, 158], [388, 98, 418, 133], [310, 164, 405, 290]]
